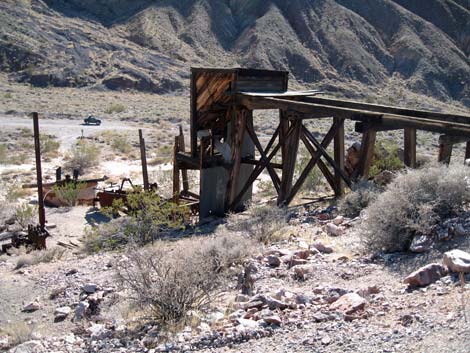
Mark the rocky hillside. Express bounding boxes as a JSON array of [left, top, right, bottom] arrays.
[[0, 0, 469, 105]]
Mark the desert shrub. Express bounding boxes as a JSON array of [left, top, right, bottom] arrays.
[[14, 203, 37, 228], [15, 247, 65, 269], [116, 233, 254, 325], [52, 181, 83, 207], [338, 180, 382, 217], [84, 191, 187, 252], [361, 164, 470, 252], [116, 245, 217, 325], [0, 321, 34, 347], [5, 183, 31, 202], [67, 140, 100, 173], [369, 140, 404, 177], [0, 144, 7, 163], [40, 134, 60, 157], [105, 103, 126, 114], [111, 134, 132, 154], [226, 204, 289, 244]]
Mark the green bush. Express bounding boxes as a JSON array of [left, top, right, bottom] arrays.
[[369, 140, 404, 177], [14, 203, 37, 228], [52, 182, 83, 207], [361, 164, 470, 252], [40, 134, 60, 157], [295, 155, 324, 192], [67, 140, 100, 173], [111, 134, 132, 154]]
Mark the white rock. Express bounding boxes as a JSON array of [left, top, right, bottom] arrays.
[[326, 223, 344, 236], [443, 249, 470, 273], [311, 241, 333, 254], [235, 294, 250, 302], [88, 323, 111, 340], [54, 306, 72, 321], [236, 318, 259, 329], [333, 216, 344, 225], [8, 340, 45, 353], [22, 301, 40, 312]]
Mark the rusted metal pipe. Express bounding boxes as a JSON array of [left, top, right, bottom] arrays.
[[32, 112, 46, 230]]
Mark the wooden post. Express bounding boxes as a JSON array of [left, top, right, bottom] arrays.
[[278, 117, 300, 205], [357, 127, 376, 180], [227, 109, 247, 209], [333, 117, 345, 196], [32, 113, 46, 231], [438, 143, 453, 164], [139, 129, 149, 191], [178, 126, 189, 193], [404, 127, 417, 168], [173, 136, 180, 203], [466, 141, 470, 162]]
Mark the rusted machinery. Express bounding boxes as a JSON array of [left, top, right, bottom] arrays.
[[172, 67, 470, 220]]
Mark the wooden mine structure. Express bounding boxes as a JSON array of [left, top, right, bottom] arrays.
[[173, 68, 470, 219]]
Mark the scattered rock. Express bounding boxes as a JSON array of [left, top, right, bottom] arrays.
[[235, 294, 250, 303], [54, 306, 71, 322], [88, 323, 112, 340], [22, 301, 40, 312], [263, 314, 282, 325], [326, 223, 343, 236], [74, 301, 89, 321], [8, 340, 45, 353], [329, 293, 366, 314], [65, 269, 78, 276], [235, 318, 259, 329], [311, 241, 333, 254], [83, 283, 98, 294], [409, 234, 433, 253], [267, 255, 281, 267], [443, 249, 470, 273], [404, 263, 448, 287], [293, 265, 314, 280], [45, 223, 56, 229], [332, 216, 344, 225]]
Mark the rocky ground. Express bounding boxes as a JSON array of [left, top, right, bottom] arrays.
[[1, 202, 469, 353]]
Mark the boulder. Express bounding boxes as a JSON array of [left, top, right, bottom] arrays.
[[329, 293, 366, 314], [54, 306, 71, 322], [83, 283, 98, 294], [8, 340, 45, 353], [326, 223, 343, 236], [409, 234, 433, 253], [311, 241, 333, 254], [404, 263, 448, 287], [443, 250, 470, 273], [263, 314, 282, 325], [267, 255, 281, 267]]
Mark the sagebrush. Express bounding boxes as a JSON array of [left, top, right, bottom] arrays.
[[338, 180, 382, 217], [66, 140, 100, 173], [361, 164, 470, 252]]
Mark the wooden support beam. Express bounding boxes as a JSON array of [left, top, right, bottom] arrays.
[[438, 142, 453, 164], [227, 109, 247, 207], [334, 117, 345, 196], [173, 135, 181, 203], [241, 158, 283, 169], [438, 135, 470, 145], [355, 122, 403, 133], [404, 127, 417, 168], [466, 142, 470, 162], [32, 113, 46, 232], [139, 129, 150, 191], [246, 119, 281, 193], [285, 119, 344, 205], [278, 116, 301, 205], [178, 126, 190, 193], [356, 127, 377, 180]]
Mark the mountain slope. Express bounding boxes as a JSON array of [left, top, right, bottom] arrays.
[[0, 0, 469, 105]]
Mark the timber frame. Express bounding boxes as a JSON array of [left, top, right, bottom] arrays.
[[173, 68, 470, 218]]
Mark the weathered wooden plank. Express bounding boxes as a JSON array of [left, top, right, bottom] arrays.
[[356, 128, 377, 180], [278, 118, 301, 205], [178, 126, 189, 192], [334, 117, 345, 196], [404, 127, 417, 168], [438, 142, 453, 164], [173, 136, 181, 203], [466, 142, 470, 161]]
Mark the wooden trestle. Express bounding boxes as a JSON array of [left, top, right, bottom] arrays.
[[173, 68, 470, 219]]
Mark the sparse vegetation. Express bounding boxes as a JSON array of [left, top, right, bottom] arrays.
[[40, 133, 60, 157], [15, 247, 66, 269], [226, 204, 289, 244], [361, 164, 470, 252], [0, 143, 7, 163], [105, 103, 126, 114], [52, 181, 84, 207], [14, 203, 37, 228], [116, 233, 254, 326], [111, 134, 132, 154], [66, 140, 100, 173], [0, 321, 34, 347], [369, 140, 405, 177], [338, 180, 382, 217], [5, 183, 31, 202]]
